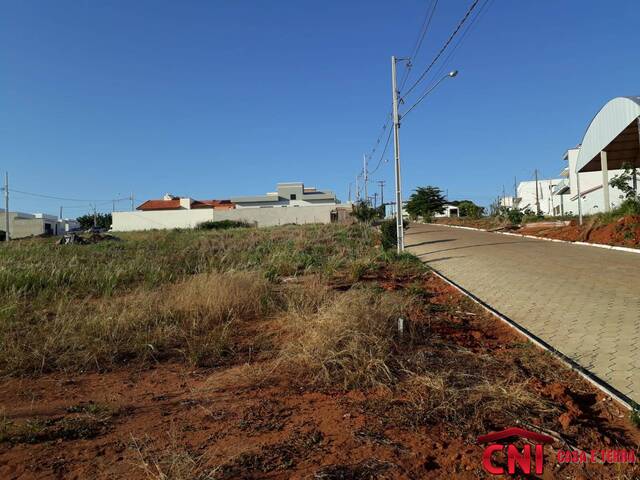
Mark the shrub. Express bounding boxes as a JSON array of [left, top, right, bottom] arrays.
[[197, 220, 252, 230], [507, 209, 524, 225], [278, 288, 409, 389], [616, 198, 640, 216], [380, 219, 397, 250], [351, 202, 382, 223]]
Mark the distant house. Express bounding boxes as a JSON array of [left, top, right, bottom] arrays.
[[231, 182, 337, 208], [434, 204, 460, 218], [137, 194, 235, 211], [112, 182, 342, 232], [0, 210, 79, 240]]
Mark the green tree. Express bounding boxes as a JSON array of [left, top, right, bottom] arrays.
[[405, 186, 447, 221], [76, 213, 112, 230], [609, 162, 638, 200], [456, 200, 484, 218]]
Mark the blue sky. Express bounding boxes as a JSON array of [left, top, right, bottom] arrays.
[[2, 0, 639, 215]]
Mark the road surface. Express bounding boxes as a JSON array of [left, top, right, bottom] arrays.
[[406, 223, 640, 404]]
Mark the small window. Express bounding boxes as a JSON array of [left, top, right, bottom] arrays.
[[290, 194, 297, 200]]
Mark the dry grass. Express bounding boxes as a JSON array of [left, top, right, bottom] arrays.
[[402, 370, 554, 433], [0, 271, 271, 374], [277, 288, 411, 389]]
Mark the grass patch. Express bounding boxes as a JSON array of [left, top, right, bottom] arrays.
[[0, 271, 271, 374], [278, 288, 412, 389]]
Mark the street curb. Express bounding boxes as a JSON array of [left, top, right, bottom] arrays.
[[427, 223, 640, 255], [430, 270, 635, 411]]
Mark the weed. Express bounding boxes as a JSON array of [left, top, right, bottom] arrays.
[[278, 288, 410, 389]]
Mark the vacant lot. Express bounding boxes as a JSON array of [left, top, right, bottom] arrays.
[[0, 224, 638, 479]]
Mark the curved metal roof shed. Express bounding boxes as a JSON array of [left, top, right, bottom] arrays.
[[576, 96, 640, 173]]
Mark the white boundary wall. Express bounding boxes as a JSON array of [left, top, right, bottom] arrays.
[[112, 205, 337, 231]]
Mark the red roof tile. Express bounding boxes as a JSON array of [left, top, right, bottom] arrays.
[[137, 199, 181, 211], [137, 198, 235, 211]]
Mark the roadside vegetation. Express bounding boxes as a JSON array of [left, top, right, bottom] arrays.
[[0, 223, 638, 478]]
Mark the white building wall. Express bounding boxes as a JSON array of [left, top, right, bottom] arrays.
[[564, 147, 628, 215], [112, 204, 338, 232]]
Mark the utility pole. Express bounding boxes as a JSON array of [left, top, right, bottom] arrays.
[[348, 183, 352, 203], [377, 180, 385, 207], [3, 172, 9, 242], [59, 206, 63, 220], [130, 193, 134, 211], [513, 176, 517, 200], [373, 192, 378, 208], [363, 154, 368, 205], [391, 56, 405, 253], [534, 169, 541, 215], [92, 204, 97, 228]]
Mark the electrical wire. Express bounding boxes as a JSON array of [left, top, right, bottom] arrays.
[[368, 127, 393, 177], [8, 188, 129, 203], [401, 0, 480, 101], [399, 0, 439, 92], [430, 0, 493, 81]]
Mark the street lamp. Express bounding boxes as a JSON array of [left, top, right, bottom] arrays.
[[391, 61, 459, 253]]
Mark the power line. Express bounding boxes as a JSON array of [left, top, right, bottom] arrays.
[[430, 0, 493, 81], [401, 0, 480, 101], [8, 188, 129, 203], [368, 127, 393, 177], [399, 0, 439, 92], [362, 0, 439, 180]]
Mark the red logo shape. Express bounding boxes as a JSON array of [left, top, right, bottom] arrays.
[[477, 427, 554, 475]]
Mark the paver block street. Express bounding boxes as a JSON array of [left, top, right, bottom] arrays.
[[406, 223, 640, 403]]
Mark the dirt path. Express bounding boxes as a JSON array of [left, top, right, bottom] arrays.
[[406, 223, 640, 404]]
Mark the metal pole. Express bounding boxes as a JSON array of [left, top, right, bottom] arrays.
[[534, 169, 540, 215], [4, 172, 9, 242], [577, 171, 583, 225], [363, 153, 368, 205], [355, 175, 359, 203], [59, 206, 63, 220], [348, 183, 352, 203], [378, 180, 385, 207], [130, 193, 134, 211], [391, 56, 404, 253]]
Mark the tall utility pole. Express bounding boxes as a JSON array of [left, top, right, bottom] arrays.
[[3, 172, 9, 242], [377, 180, 385, 207], [355, 175, 360, 203], [59, 206, 63, 220], [363, 154, 368, 205], [348, 183, 352, 203], [534, 169, 541, 215], [373, 192, 378, 208], [130, 193, 134, 211], [391, 56, 405, 253]]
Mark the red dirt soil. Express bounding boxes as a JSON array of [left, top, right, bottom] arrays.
[[1, 274, 638, 479], [519, 215, 640, 248]]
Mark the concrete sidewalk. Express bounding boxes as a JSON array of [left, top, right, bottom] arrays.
[[406, 223, 640, 404]]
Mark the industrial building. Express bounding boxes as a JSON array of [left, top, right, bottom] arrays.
[[0, 210, 79, 240], [111, 182, 343, 231], [553, 96, 639, 218], [502, 97, 638, 217]]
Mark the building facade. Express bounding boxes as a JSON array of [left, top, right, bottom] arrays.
[[111, 182, 342, 232], [231, 182, 337, 209], [0, 210, 79, 240]]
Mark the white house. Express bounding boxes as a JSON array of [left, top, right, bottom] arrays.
[[434, 204, 460, 218], [0, 210, 79, 240], [111, 182, 342, 231]]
